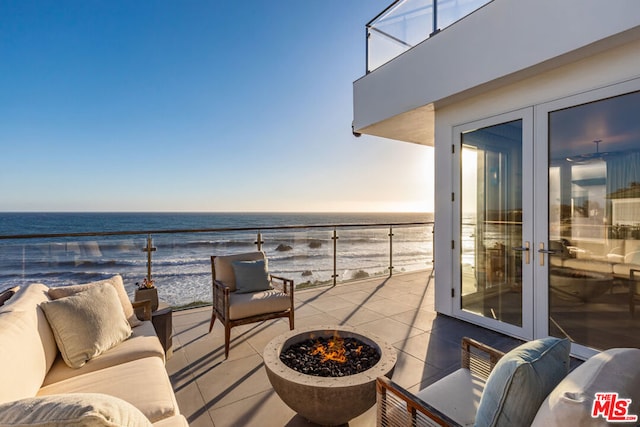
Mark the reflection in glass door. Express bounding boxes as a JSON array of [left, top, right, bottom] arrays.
[[460, 119, 527, 329], [546, 90, 640, 351]]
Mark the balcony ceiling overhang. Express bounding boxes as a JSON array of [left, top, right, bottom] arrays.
[[356, 103, 434, 146], [353, 0, 640, 146]]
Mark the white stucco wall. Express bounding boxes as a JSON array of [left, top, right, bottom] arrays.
[[433, 39, 640, 316]]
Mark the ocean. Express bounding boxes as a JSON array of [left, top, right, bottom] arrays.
[[0, 212, 434, 307]]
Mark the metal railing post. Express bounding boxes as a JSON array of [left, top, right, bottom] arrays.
[[389, 226, 394, 276], [332, 227, 339, 286], [255, 231, 263, 251], [142, 235, 156, 282], [431, 0, 439, 36]]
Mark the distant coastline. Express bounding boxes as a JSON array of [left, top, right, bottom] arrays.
[[0, 211, 433, 236]]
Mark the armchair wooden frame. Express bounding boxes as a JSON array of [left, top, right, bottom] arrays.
[[209, 255, 295, 358], [376, 337, 505, 427]]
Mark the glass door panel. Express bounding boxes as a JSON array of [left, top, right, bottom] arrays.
[[547, 90, 640, 351], [460, 119, 526, 328]]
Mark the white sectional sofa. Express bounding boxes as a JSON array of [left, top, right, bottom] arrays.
[[0, 276, 188, 426]]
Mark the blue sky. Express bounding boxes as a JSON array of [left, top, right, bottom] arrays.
[[0, 1, 434, 212]]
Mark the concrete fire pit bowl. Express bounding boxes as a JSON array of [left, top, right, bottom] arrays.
[[263, 325, 397, 426]]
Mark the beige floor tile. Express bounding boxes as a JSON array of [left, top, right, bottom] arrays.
[[209, 389, 300, 427], [305, 295, 358, 312], [390, 350, 446, 390], [173, 378, 213, 427], [292, 301, 324, 319], [325, 305, 386, 326], [196, 353, 273, 410], [334, 289, 386, 305], [245, 320, 295, 354], [291, 312, 343, 329], [361, 298, 415, 316], [358, 316, 424, 346], [392, 308, 439, 331]]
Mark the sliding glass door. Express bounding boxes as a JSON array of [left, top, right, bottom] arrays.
[[538, 85, 640, 354], [455, 109, 534, 339]]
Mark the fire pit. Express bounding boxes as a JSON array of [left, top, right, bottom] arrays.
[[263, 325, 397, 426]]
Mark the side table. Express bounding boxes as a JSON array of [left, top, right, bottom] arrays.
[[151, 302, 173, 359]]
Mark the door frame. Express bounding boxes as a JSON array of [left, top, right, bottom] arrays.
[[533, 77, 640, 359], [452, 107, 535, 340]]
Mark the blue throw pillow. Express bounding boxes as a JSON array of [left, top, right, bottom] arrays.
[[474, 337, 570, 427], [231, 259, 271, 294]]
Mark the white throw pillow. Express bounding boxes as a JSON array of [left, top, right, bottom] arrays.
[[531, 347, 640, 427], [41, 283, 132, 368], [0, 393, 152, 426], [48, 275, 142, 327]]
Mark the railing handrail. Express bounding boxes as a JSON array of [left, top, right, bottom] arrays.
[[0, 221, 434, 241], [366, 0, 492, 72]]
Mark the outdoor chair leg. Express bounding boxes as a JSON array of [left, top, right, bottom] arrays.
[[209, 312, 216, 333], [289, 312, 294, 330], [224, 325, 231, 359]]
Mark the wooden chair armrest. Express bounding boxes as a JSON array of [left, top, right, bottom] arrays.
[[0, 286, 20, 306], [377, 376, 462, 427], [270, 275, 294, 295], [213, 279, 231, 293], [132, 300, 152, 321], [461, 337, 505, 379]]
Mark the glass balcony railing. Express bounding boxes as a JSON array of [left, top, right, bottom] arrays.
[[0, 221, 434, 310], [367, 0, 492, 72]]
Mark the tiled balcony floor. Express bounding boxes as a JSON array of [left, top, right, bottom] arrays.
[[167, 270, 523, 427]]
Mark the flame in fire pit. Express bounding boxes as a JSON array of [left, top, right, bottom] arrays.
[[311, 331, 362, 363]]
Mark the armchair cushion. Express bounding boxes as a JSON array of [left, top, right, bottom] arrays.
[[229, 289, 291, 320], [416, 368, 487, 426], [0, 393, 152, 427], [531, 347, 640, 427], [40, 283, 132, 369], [475, 337, 570, 427], [232, 259, 271, 294]]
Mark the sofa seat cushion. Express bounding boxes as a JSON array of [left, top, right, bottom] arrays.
[[0, 284, 58, 405], [38, 357, 180, 423], [0, 393, 152, 427], [152, 414, 190, 427], [40, 282, 133, 369], [416, 368, 486, 427], [229, 289, 291, 320], [531, 347, 640, 427], [42, 321, 165, 387], [48, 274, 142, 328], [475, 337, 570, 427]]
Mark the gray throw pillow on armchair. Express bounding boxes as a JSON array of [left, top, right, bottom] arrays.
[[231, 259, 272, 293], [474, 337, 570, 427]]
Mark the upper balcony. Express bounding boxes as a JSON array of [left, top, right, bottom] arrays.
[[354, 0, 640, 145], [366, 0, 491, 73]]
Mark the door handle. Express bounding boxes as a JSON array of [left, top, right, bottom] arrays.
[[512, 241, 530, 264], [537, 243, 558, 266]]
